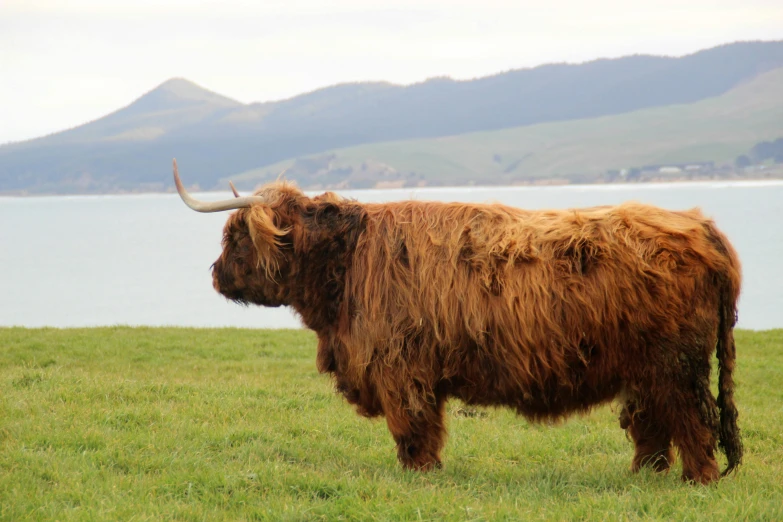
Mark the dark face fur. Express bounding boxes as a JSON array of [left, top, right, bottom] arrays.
[[211, 208, 291, 307], [195, 182, 364, 333]]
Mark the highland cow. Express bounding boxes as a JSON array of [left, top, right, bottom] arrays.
[[173, 159, 742, 484]]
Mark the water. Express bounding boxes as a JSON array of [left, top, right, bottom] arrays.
[[1, 181, 782, 330]]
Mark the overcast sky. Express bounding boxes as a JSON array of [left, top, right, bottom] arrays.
[[1, 0, 782, 144]]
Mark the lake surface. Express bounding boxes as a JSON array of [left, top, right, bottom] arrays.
[[2, 181, 782, 330]]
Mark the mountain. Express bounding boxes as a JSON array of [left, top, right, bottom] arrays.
[[235, 67, 783, 188], [26, 78, 242, 147], [2, 40, 783, 193]]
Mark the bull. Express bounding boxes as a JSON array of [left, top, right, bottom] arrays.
[[172, 159, 742, 484]]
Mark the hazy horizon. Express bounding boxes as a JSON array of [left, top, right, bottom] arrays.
[[4, 40, 779, 147], [2, 0, 783, 144]]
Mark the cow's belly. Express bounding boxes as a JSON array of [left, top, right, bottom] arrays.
[[444, 349, 623, 420]]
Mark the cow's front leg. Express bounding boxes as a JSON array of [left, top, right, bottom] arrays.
[[384, 392, 447, 471]]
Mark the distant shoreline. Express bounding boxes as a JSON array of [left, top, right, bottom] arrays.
[[2, 175, 783, 199]]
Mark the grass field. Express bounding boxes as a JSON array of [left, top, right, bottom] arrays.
[[1, 327, 781, 521]]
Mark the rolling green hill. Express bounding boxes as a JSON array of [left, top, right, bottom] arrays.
[[231, 67, 783, 189], [2, 41, 783, 193]]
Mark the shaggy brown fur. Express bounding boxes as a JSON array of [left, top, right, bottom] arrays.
[[206, 181, 743, 484]]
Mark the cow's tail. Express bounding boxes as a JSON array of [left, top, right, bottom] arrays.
[[709, 223, 743, 476]]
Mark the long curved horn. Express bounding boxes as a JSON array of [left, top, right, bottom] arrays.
[[173, 159, 265, 212], [229, 181, 240, 197]]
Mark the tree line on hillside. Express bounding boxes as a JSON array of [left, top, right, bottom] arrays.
[[735, 138, 783, 168], [603, 138, 783, 184]]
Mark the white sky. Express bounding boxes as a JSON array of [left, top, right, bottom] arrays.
[[1, 0, 782, 144]]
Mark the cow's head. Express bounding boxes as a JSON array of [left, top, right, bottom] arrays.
[[172, 159, 305, 308]]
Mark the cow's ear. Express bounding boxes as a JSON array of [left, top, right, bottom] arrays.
[[312, 191, 343, 204], [245, 205, 289, 277]]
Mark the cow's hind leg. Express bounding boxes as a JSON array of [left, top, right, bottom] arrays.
[[383, 391, 447, 471], [633, 354, 721, 484], [669, 364, 721, 485], [620, 401, 674, 473]]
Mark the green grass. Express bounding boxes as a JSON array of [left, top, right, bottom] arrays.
[[1, 327, 781, 521], [234, 67, 783, 186]]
